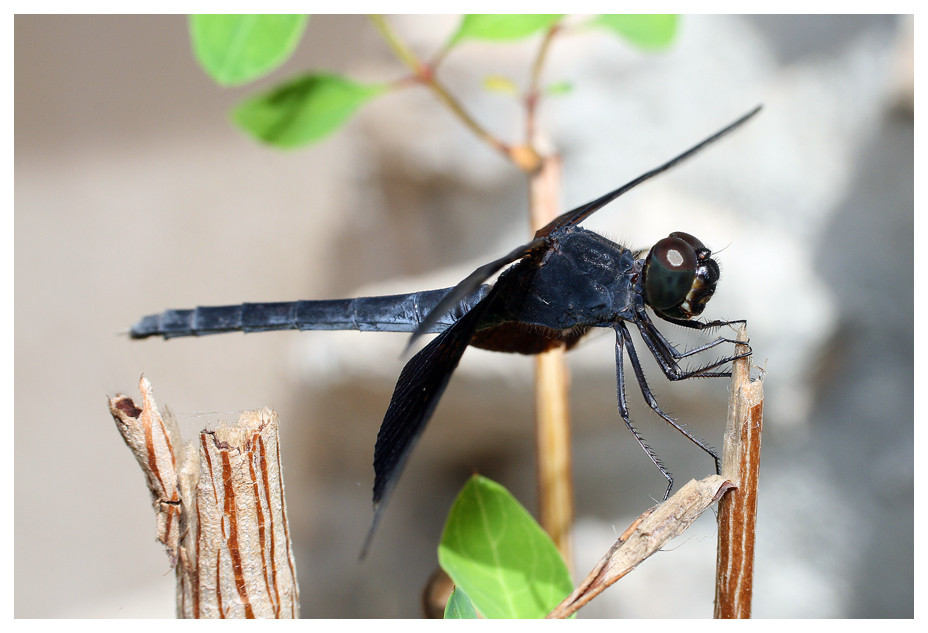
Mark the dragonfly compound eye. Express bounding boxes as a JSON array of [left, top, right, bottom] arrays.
[[644, 236, 698, 311], [644, 234, 721, 319], [669, 231, 709, 259]]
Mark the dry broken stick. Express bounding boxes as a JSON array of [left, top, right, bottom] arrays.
[[714, 325, 765, 618], [108, 377, 300, 618], [547, 475, 731, 619]]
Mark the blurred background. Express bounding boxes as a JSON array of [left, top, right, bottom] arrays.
[[15, 14, 912, 617]]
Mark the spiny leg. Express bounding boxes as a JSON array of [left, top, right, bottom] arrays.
[[639, 310, 746, 362], [636, 315, 751, 381], [638, 317, 730, 375], [653, 312, 751, 364], [618, 322, 721, 475], [658, 313, 747, 332], [614, 325, 674, 500]]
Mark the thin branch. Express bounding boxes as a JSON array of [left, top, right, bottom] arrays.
[[369, 14, 518, 165], [525, 23, 561, 147]]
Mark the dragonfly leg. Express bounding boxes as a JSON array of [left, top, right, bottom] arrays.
[[614, 325, 674, 500], [618, 323, 721, 475], [636, 314, 751, 380], [640, 310, 746, 361], [659, 313, 748, 333]]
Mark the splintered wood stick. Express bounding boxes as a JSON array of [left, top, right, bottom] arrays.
[[548, 475, 731, 619], [109, 377, 300, 618], [714, 326, 765, 618]]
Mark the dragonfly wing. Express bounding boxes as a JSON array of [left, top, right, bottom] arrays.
[[536, 106, 762, 237], [362, 295, 491, 556]]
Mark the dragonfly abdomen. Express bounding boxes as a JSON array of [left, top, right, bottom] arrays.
[[129, 286, 491, 340]]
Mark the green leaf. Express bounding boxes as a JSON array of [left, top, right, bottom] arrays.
[[450, 14, 562, 46], [594, 14, 679, 50], [438, 475, 573, 619], [232, 73, 384, 148], [444, 587, 479, 619], [545, 80, 573, 96], [190, 14, 309, 86]]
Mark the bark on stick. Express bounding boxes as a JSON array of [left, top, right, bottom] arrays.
[[109, 377, 300, 618]]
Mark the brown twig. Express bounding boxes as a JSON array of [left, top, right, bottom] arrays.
[[714, 326, 765, 618]]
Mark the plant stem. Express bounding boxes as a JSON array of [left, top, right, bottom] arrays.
[[714, 326, 764, 618], [529, 155, 574, 567]]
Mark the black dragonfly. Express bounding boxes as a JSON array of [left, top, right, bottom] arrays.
[[132, 106, 760, 554]]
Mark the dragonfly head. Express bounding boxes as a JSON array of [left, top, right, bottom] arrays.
[[643, 232, 720, 320]]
